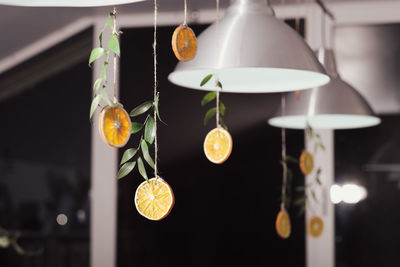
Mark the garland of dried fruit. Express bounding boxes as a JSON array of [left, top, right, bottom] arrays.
[[89, 5, 174, 221], [200, 0, 233, 165], [295, 123, 325, 238]]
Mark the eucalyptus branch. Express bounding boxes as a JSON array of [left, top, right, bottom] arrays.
[[117, 98, 162, 181], [200, 74, 228, 129], [89, 11, 121, 120]]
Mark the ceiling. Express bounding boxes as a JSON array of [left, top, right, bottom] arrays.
[[0, 0, 370, 67]]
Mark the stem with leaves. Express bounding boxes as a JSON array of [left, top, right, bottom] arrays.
[[200, 74, 227, 129], [88, 10, 121, 120], [117, 97, 164, 180], [0, 226, 43, 255]]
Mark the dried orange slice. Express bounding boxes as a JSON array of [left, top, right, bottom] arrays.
[[171, 24, 197, 62], [203, 127, 233, 164], [276, 209, 291, 239], [99, 104, 131, 148], [135, 178, 175, 221], [308, 216, 324, 238], [300, 150, 314, 175]]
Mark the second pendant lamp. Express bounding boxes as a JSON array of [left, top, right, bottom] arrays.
[[268, 49, 381, 129], [169, 0, 330, 93]]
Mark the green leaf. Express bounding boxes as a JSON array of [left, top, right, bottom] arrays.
[[108, 34, 120, 57], [89, 47, 107, 66], [283, 155, 299, 164], [99, 32, 103, 48], [311, 190, 317, 202], [204, 107, 216, 125], [137, 157, 148, 180], [200, 74, 213, 86], [293, 196, 306, 206], [219, 117, 228, 130], [100, 64, 107, 80], [93, 78, 103, 92], [141, 139, 155, 169], [316, 175, 322, 185], [90, 94, 101, 120], [144, 116, 156, 144], [217, 81, 223, 89], [219, 102, 226, 116], [130, 101, 153, 117], [131, 122, 144, 134], [318, 143, 326, 151], [154, 92, 166, 124], [99, 89, 113, 107], [201, 92, 216, 106], [120, 148, 138, 165], [104, 14, 113, 30], [117, 161, 136, 179]]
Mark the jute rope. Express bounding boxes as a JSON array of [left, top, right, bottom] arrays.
[[112, 7, 118, 104], [215, 0, 221, 128], [183, 0, 188, 26], [281, 94, 288, 211], [153, 0, 159, 178]]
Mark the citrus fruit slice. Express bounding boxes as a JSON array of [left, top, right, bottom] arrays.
[[300, 150, 314, 175], [276, 209, 291, 239], [203, 127, 233, 164], [135, 177, 175, 221], [99, 104, 131, 148], [171, 24, 197, 61], [308, 216, 324, 238]]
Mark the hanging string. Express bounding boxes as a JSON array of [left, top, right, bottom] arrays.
[[280, 94, 287, 210], [215, 0, 221, 128], [153, 0, 159, 178], [321, 10, 326, 49], [112, 7, 118, 104], [295, 0, 300, 33], [183, 0, 188, 26]]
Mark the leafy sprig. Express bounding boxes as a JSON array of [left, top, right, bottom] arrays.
[[200, 74, 228, 129], [89, 12, 121, 120], [280, 156, 299, 208], [0, 226, 43, 255], [117, 96, 162, 180]]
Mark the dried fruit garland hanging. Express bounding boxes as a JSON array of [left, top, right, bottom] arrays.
[[295, 123, 325, 238], [276, 94, 292, 239], [200, 0, 233, 165], [89, 5, 174, 221], [89, 9, 132, 149], [171, 0, 197, 62]]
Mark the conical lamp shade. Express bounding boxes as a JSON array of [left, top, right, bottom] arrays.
[[268, 50, 381, 129], [0, 0, 144, 7], [168, 0, 330, 93]]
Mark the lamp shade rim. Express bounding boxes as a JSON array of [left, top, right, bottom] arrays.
[[268, 114, 381, 130], [169, 67, 330, 93], [0, 0, 145, 7]]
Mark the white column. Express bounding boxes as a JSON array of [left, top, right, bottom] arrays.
[[305, 129, 335, 267], [90, 20, 118, 267]]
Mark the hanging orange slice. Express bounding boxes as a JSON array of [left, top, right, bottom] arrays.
[[203, 127, 233, 164], [308, 216, 324, 238], [98, 104, 131, 148], [276, 209, 291, 239], [171, 24, 197, 62], [299, 150, 314, 175], [135, 177, 175, 221]]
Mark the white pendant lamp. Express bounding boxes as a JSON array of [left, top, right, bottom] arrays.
[[0, 0, 144, 7], [168, 0, 330, 93], [268, 49, 381, 129]]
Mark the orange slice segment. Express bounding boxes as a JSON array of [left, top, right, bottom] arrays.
[[135, 178, 175, 221], [99, 105, 131, 148], [203, 127, 233, 164], [308, 216, 324, 238], [276, 209, 291, 239], [300, 150, 314, 175], [171, 24, 197, 62]]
